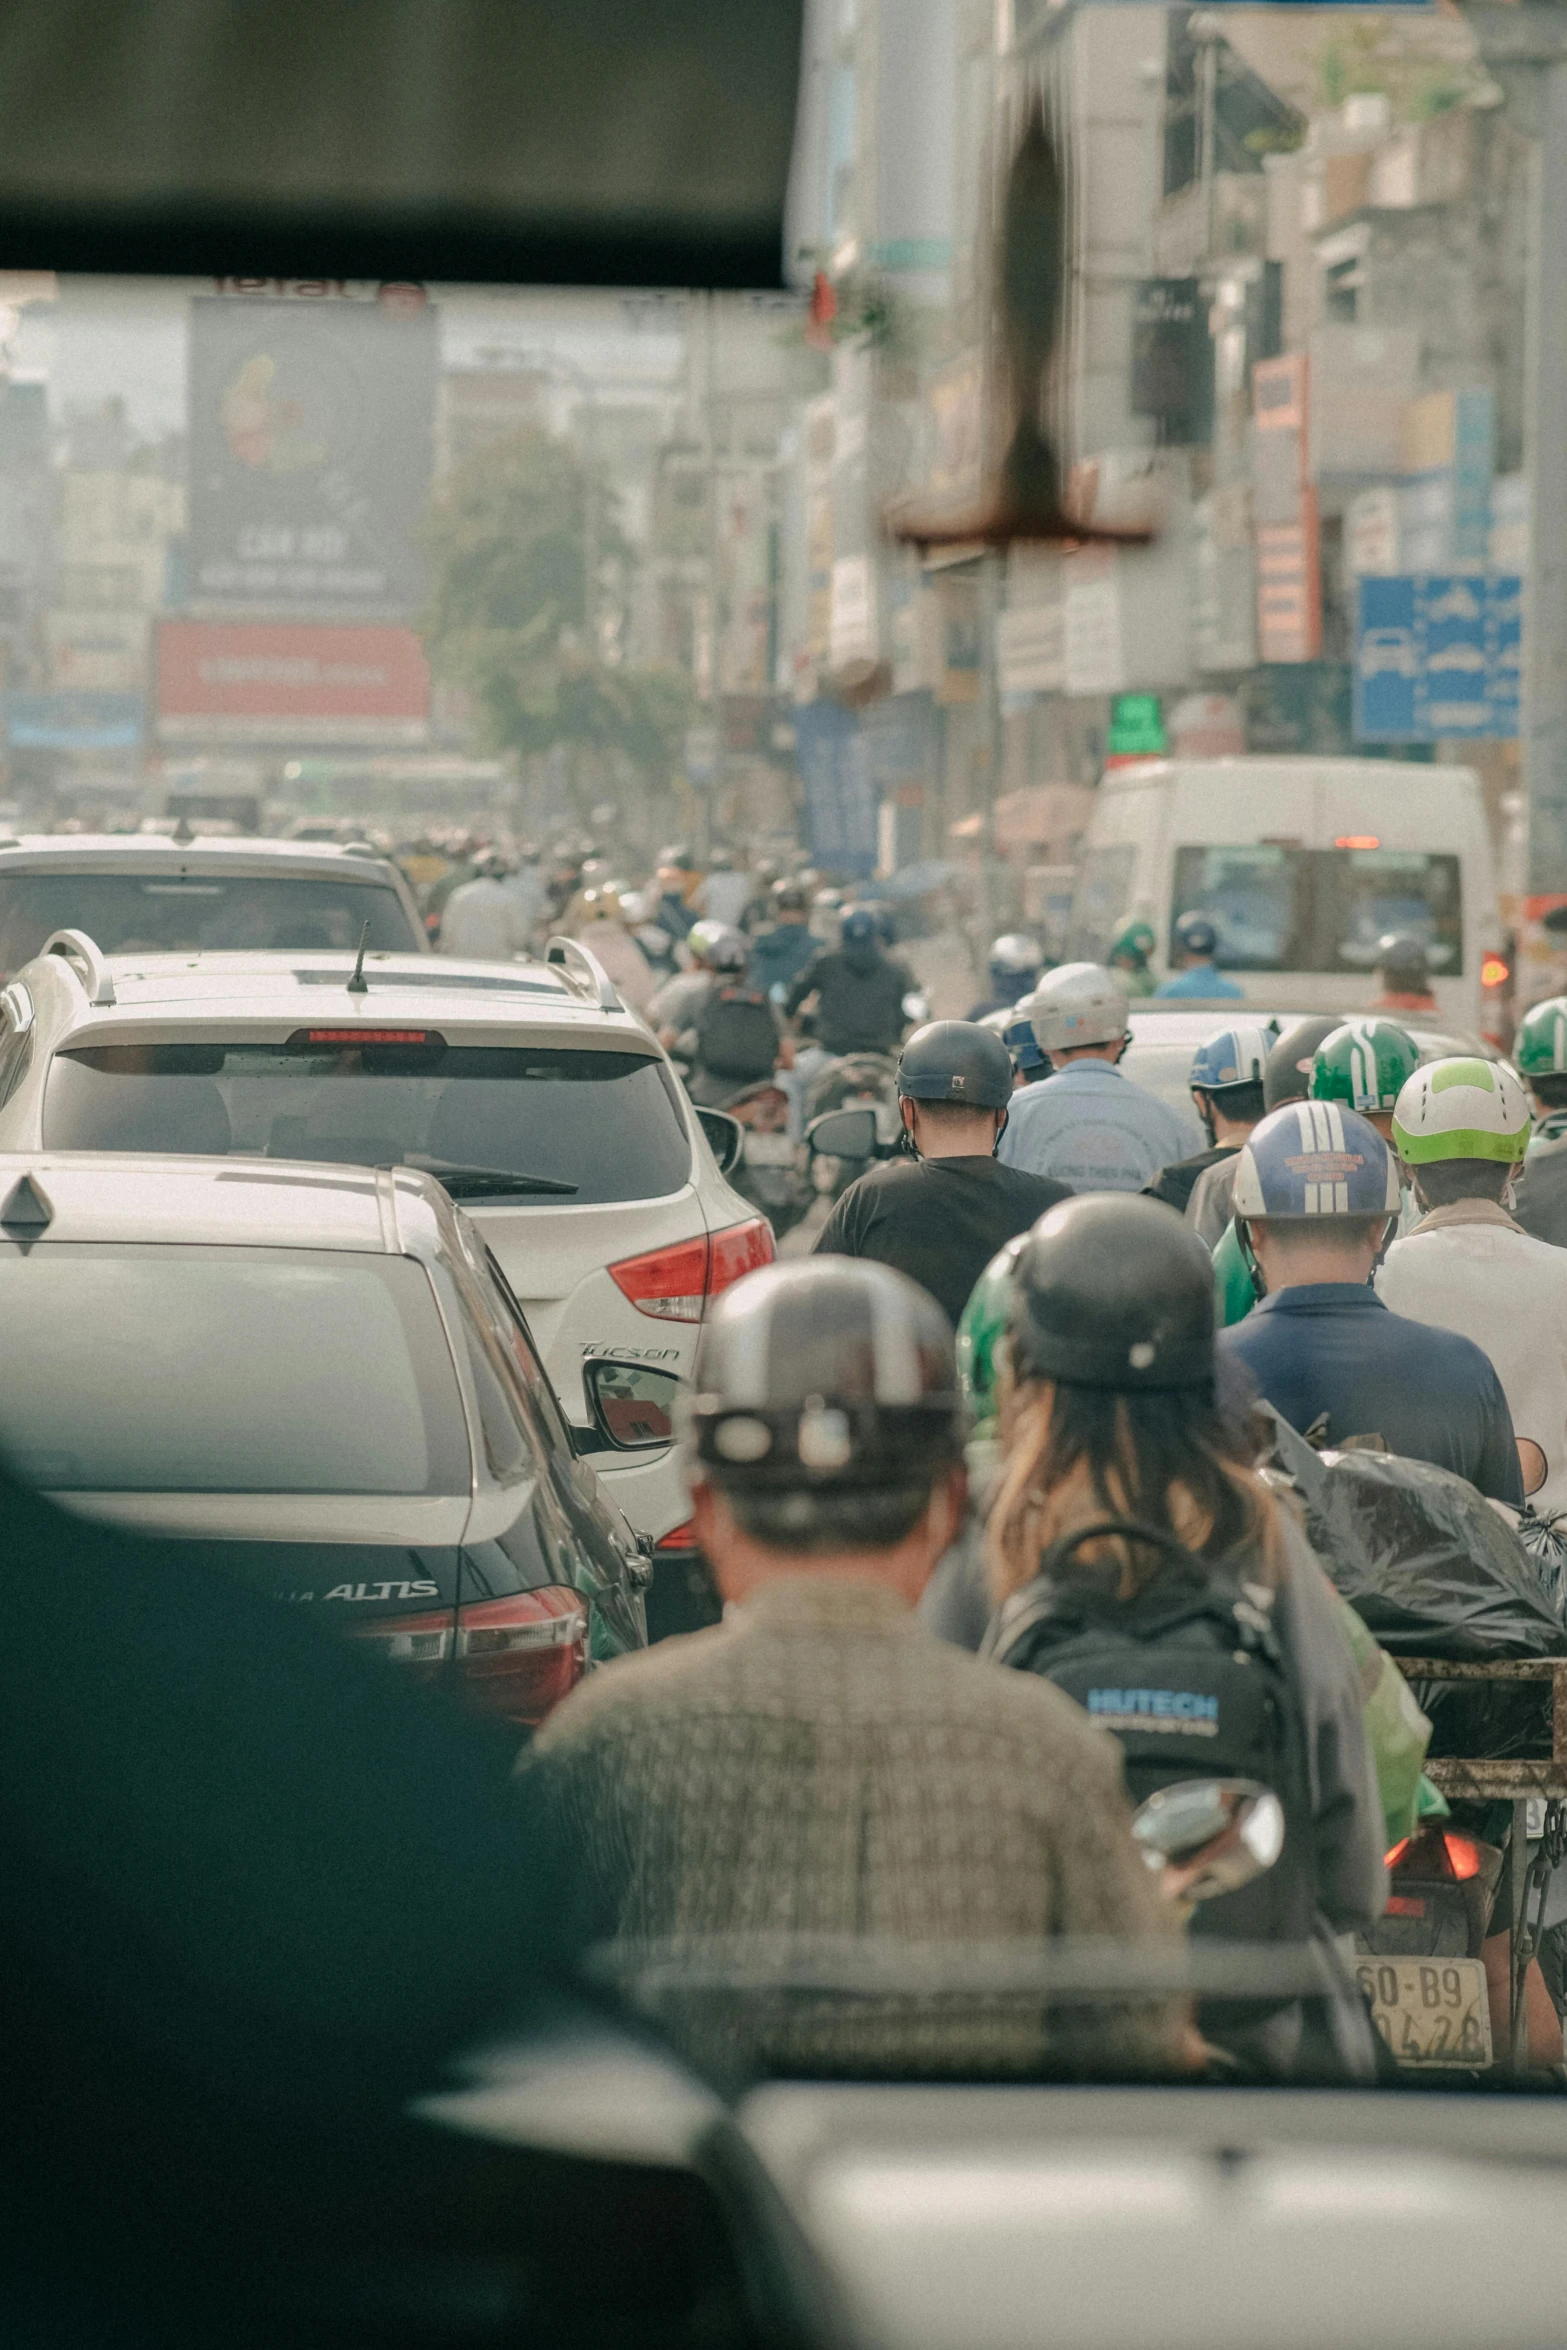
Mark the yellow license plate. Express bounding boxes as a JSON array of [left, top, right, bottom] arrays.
[[1355, 1955, 1493, 2068]]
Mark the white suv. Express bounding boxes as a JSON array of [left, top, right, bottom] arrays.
[[0, 833, 427, 974], [0, 932, 771, 1562]]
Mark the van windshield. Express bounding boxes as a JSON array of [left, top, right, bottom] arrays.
[[1169, 847, 1463, 976]]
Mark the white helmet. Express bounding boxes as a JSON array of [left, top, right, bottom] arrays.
[[1391, 1056, 1531, 1167], [1026, 962, 1129, 1055]]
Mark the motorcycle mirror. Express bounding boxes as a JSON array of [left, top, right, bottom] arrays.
[[694, 1107, 743, 1175], [806, 1105, 879, 1161], [1519, 1438, 1548, 1499], [1130, 1778, 1285, 1907]]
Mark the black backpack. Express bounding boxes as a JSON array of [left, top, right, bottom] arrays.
[[695, 984, 779, 1082], [986, 1520, 1313, 1946]]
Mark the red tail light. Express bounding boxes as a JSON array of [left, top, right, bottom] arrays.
[[1385, 1830, 1487, 1883], [1441, 1831, 1485, 1882], [609, 1217, 775, 1323], [348, 1585, 587, 1727], [656, 1519, 697, 1550]]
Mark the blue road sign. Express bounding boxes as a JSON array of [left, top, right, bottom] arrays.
[[1353, 575, 1521, 743]]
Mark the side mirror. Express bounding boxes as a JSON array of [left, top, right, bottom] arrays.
[[1130, 1778, 1285, 1907], [581, 1358, 682, 1453], [694, 1107, 743, 1175], [806, 1105, 878, 1160]]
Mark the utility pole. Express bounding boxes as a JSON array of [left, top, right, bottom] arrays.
[[1463, 7, 1567, 950]]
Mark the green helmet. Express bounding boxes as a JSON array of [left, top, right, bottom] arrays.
[[957, 1232, 1028, 1438], [1311, 1019, 1421, 1115], [1391, 1056, 1531, 1166], [1109, 918, 1155, 963], [1514, 997, 1567, 1080]]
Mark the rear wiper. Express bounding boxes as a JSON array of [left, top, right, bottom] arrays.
[[407, 1156, 578, 1198]]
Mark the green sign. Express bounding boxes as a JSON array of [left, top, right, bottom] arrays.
[[1107, 693, 1165, 755]]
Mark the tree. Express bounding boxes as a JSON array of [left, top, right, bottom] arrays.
[[421, 424, 691, 810]]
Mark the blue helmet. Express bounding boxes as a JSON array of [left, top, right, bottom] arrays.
[[1003, 1004, 1049, 1078], [1232, 1101, 1402, 1223], [1174, 910, 1219, 959], [1189, 1022, 1273, 1098]]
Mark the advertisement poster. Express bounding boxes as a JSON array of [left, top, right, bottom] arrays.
[[188, 292, 438, 616]]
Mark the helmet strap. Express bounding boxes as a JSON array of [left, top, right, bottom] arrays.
[[1192, 1087, 1216, 1146], [1236, 1216, 1267, 1300]]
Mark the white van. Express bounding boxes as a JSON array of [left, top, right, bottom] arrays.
[[1065, 756, 1498, 1035]]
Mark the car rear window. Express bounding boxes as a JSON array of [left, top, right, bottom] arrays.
[[0, 871, 419, 965], [0, 1245, 469, 1493], [44, 1039, 695, 1205]]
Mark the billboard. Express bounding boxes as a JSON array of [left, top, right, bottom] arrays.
[[1354, 575, 1521, 743], [5, 690, 142, 750], [156, 620, 430, 745], [188, 293, 438, 616]]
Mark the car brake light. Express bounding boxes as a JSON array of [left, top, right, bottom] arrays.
[[655, 1519, 697, 1549], [1481, 953, 1511, 991], [1334, 835, 1380, 850], [709, 1217, 775, 1294], [1384, 1838, 1410, 1870], [304, 1027, 429, 1044], [609, 1218, 775, 1322], [609, 1233, 710, 1321], [348, 1585, 587, 1727], [1385, 1894, 1427, 1917]]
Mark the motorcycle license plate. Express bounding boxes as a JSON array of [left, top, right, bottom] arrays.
[[1355, 1956, 1493, 2068], [743, 1133, 797, 1166]]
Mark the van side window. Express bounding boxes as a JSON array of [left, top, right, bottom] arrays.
[[1066, 845, 1137, 963]]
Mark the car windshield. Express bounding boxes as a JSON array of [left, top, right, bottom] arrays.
[[0, 1244, 469, 1491], [0, 871, 418, 964], [9, 0, 1567, 2136], [43, 1040, 695, 1203]]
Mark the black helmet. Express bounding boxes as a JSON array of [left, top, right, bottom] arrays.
[[897, 1020, 1013, 1111], [1009, 1196, 1215, 1393], [1174, 910, 1219, 959], [772, 880, 808, 914], [839, 904, 880, 950], [1378, 931, 1430, 989], [688, 1260, 962, 1491], [1264, 1015, 1342, 1110]]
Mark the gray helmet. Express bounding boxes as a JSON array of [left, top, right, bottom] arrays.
[[688, 1259, 962, 1492], [897, 1020, 1013, 1111], [1010, 1196, 1215, 1393], [1026, 962, 1129, 1054]]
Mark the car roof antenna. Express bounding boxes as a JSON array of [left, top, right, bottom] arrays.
[[346, 920, 371, 996]]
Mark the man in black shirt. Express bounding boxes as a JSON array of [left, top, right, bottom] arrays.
[[784, 902, 915, 1057], [814, 1020, 1069, 1327]]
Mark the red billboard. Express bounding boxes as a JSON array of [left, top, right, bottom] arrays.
[[157, 620, 430, 745]]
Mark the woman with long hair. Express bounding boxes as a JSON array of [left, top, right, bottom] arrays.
[[981, 1194, 1385, 2071]]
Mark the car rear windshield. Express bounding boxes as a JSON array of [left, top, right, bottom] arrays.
[[43, 1039, 695, 1204], [1169, 846, 1463, 975], [0, 1244, 470, 1493], [0, 871, 420, 965]]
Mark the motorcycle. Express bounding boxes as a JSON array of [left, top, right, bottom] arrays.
[[714, 1077, 814, 1240], [799, 1050, 903, 1203]]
